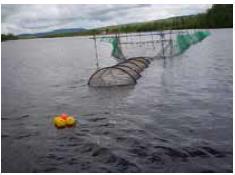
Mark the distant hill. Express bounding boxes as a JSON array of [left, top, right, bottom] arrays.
[[3, 4, 232, 41], [18, 28, 86, 38]]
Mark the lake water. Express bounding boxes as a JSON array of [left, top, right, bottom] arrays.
[[1, 29, 233, 172]]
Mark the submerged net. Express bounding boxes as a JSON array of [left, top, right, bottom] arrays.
[[88, 57, 150, 87], [89, 30, 210, 87]]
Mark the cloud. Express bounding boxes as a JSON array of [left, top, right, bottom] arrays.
[[1, 4, 211, 35]]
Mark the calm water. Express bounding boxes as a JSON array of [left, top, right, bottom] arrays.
[[2, 29, 233, 173]]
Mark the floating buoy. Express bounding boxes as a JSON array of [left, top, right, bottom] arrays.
[[60, 113, 69, 120], [66, 116, 76, 126], [53, 116, 67, 128], [53, 113, 76, 128]]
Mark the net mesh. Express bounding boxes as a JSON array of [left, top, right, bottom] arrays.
[[174, 31, 210, 54], [89, 30, 210, 87], [88, 57, 150, 87], [100, 36, 126, 61]]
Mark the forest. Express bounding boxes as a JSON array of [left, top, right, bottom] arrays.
[[1, 34, 18, 41], [91, 4, 233, 34]]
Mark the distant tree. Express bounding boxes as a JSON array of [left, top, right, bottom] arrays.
[[206, 4, 233, 28], [1, 34, 18, 41], [69, 4, 233, 36]]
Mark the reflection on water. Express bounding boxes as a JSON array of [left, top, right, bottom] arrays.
[[2, 29, 233, 172]]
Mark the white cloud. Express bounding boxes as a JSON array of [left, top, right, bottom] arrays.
[[1, 4, 211, 35]]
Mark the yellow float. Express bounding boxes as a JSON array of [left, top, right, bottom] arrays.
[[53, 113, 76, 128], [66, 116, 76, 127]]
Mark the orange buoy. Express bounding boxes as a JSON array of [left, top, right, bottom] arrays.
[[53, 116, 67, 128], [53, 113, 77, 128], [60, 113, 69, 120]]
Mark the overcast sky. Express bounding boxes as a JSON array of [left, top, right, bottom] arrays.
[[1, 4, 212, 35]]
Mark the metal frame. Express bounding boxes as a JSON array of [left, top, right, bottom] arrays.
[[88, 65, 137, 86], [128, 59, 148, 69], [115, 64, 141, 79], [128, 57, 150, 67], [119, 59, 144, 70], [90, 30, 187, 39]]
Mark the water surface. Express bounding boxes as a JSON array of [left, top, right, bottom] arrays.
[[2, 29, 233, 172]]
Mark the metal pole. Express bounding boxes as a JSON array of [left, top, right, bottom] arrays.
[[93, 34, 99, 69], [151, 31, 155, 49], [160, 32, 165, 59], [139, 32, 141, 47], [125, 32, 128, 48], [169, 30, 173, 56]]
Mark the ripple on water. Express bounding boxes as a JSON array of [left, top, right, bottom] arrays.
[[2, 114, 30, 121], [2, 29, 233, 173]]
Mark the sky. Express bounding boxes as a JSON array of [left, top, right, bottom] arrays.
[[1, 4, 212, 35]]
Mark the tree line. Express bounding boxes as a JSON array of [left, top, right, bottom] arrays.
[[1, 34, 18, 42], [85, 4, 233, 35]]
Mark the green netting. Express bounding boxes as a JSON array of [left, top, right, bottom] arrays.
[[193, 31, 210, 42], [100, 36, 125, 60], [175, 34, 191, 54], [190, 33, 200, 43], [174, 31, 210, 54], [111, 37, 125, 60]]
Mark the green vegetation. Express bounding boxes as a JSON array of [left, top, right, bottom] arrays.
[[40, 32, 85, 38], [1, 34, 18, 42], [175, 31, 210, 54], [206, 4, 233, 28]]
